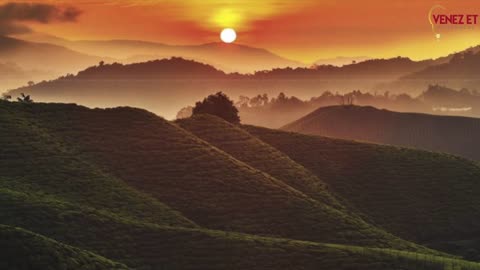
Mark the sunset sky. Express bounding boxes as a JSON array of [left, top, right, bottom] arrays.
[[3, 0, 480, 62]]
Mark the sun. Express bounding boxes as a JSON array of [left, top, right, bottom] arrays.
[[220, 28, 237, 43]]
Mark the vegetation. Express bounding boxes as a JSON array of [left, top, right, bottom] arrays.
[[2, 100, 480, 268], [16, 93, 33, 103], [177, 114, 342, 209], [245, 124, 480, 259], [0, 224, 128, 270], [192, 91, 240, 124]]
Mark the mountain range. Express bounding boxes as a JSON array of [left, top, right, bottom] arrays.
[[14, 33, 303, 73], [3, 51, 472, 119], [0, 36, 103, 74], [282, 105, 480, 161], [0, 56, 442, 119], [3, 33, 480, 120], [2, 100, 480, 268]]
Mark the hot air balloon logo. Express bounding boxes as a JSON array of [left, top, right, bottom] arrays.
[[428, 5, 447, 40]]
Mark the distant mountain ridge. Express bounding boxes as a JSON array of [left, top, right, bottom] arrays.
[[0, 35, 104, 73], [6, 56, 437, 118], [15, 33, 303, 73], [314, 56, 371, 66], [5, 37, 480, 118], [282, 105, 480, 161]]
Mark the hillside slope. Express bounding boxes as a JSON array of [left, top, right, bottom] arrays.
[[0, 36, 103, 73], [0, 224, 128, 270], [282, 105, 480, 161], [1, 101, 427, 251], [177, 114, 342, 209], [1, 100, 469, 269], [0, 166, 470, 270], [246, 124, 480, 257], [0, 102, 194, 227]]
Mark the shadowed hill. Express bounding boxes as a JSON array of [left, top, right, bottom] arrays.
[[245, 124, 480, 257], [2, 101, 469, 269], [0, 102, 195, 227], [0, 102, 468, 269], [0, 35, 103, 73], [387, 50, 480, 93], [75, 57, 227, 79], [1, 101, 428, 251], [403, 51, 480, 80], [0, 225, 128, 270], [0, 193, 461, 270], [6, 56, 437, 119], [0, 176, 467, 270], [282, 105, 480, 161], [176, 114, 343, 209]]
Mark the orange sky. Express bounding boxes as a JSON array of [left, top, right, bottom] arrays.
[[5, 0, 480, 62]]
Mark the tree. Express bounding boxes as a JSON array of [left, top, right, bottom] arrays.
[[1, 93, 12, 101], [17, 93, 33, 103], [176, 106, 193, 119], [193, 92, 240, 124]]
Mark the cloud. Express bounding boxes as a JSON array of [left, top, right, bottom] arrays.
[[0, 2, 81, 35]]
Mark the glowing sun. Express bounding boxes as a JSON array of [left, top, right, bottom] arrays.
[[220, 28, 237, 43]]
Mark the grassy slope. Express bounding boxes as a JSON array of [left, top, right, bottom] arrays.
[[0, 102, 425, 251], [0, 101, 195, 227], [4, 101, 480, 268], [0, 224, 128, 270], [176, 114, 342, 209], [245, 125, 480, 253], [1, 185, 467, 270], [282, 105, 480, 161]]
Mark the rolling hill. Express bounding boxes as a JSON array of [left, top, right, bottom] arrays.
[[6, 56, 436, 119], [3, 100, 480, 268], [15, 33, 303, 73], [8, 101, 422, 250], [177, 113, 480, 258], [0, 35, 103, 73], [0, 225, 128, 270], [386, 49, 480, 93], [246, 124, 480, 258], [282, 105, 480, 161]]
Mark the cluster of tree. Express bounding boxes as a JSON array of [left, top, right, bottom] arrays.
[[1, 93, 33, 103], [176, 85, 480, 128], [235, 90, 421, 110], [177, 92, 240, 124]]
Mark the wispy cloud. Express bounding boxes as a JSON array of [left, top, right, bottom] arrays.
[[0, 2, 81, 35]]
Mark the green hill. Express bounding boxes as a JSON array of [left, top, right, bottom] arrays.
[[282, 105, 480, 161], [3, 101, 426, 251], [0, 186, 477, 270], [3, 100, 480, 268], [0, 224, 128, 270], [0, 101, 195, 227], [246, 124, 480, 258], [177, 114, 342, 209]]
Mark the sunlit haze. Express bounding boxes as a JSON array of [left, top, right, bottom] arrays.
[[4, 0, 480, 62]]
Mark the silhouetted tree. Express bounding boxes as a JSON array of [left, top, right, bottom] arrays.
[[17, 93, 33, 103], [235, 95, 250, 108], [176, 106, 193, 119], [1, 93, 11, 101], [27, 81, 34, 87], [193, 92, 240, 124], [249, 94, 269, 107]]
